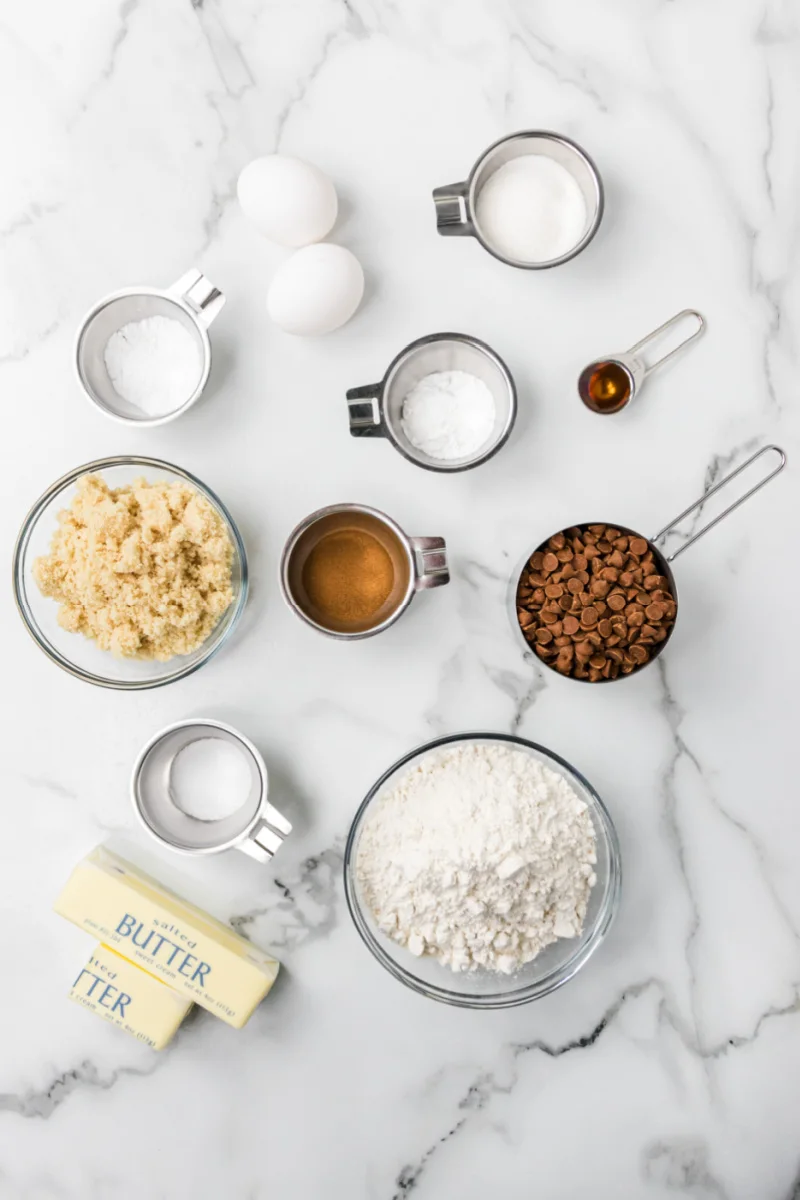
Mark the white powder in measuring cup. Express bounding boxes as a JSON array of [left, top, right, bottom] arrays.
[[400, 370, 496, 461], [104, 315, 202, 417], [356, 742, 597, 974], [168, 737, 253, 822], [475, 155, 588, 264]]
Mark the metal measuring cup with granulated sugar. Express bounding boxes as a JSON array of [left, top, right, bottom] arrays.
[[433, 131, 604, 269], [513, 445, 786, 682], [75, 268, 225, 427]]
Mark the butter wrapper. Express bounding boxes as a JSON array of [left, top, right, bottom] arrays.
[[56, 846, 280, 1028], [70, 944, 192, 1050]]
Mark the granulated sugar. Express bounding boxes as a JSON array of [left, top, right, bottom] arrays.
[[356, 742, 597, 974]]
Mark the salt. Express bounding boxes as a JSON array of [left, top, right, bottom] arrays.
[[475, 155, 588, 264], [104, 315, 202, 417], [400, 370, 496, 461], [168, 737, 252, 822]]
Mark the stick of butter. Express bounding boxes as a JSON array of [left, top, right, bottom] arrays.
[[70, 944, 192, 1050], [55, 847, 280, 1028]]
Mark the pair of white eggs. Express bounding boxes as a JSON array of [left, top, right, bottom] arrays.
[[237, 155, 364, 336]]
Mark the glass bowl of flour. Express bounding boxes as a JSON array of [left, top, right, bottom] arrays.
[[344, 733, 620, 1008]]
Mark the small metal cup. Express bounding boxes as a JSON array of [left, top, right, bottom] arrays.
[[131, 719, 291, 863], [75, 268, 225, 427], [347, 333, 517, 472], [280, 503, 449, 639], [433, 131, 604, 269]]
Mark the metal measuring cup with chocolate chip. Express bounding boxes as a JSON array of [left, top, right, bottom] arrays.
[[517, 525, 676, 681], [514, 446, 787, 683]]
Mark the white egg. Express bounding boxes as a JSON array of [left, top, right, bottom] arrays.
[[237, 154, 338, 247], [267, 244, 365, 336]]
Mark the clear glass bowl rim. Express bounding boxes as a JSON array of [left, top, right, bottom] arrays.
[[12, 454, 248, 690], [343, 731, 622, 1009]]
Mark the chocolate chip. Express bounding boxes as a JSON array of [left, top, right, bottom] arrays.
[[517, 524, 677, 681]]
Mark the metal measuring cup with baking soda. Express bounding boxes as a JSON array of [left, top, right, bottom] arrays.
[[280, 503, 449, 639], [578, 310, 705, 415], [513, 446, 786, 682]]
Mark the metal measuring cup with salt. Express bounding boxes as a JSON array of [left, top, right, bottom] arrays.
[[514, 446, 787, 682]]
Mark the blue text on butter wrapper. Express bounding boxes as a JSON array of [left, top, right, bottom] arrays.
[[115, 914, 211, 984], [73, 968, 131, 1016]]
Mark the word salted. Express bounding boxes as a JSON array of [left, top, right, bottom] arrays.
[[55, 846, 280, 1028], [69, 944, 193, 1050], [115, 914, 211, 985]]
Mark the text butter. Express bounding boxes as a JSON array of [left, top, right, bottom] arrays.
[[55, 847, 280, 1028], [70, 944, 192, 1050]]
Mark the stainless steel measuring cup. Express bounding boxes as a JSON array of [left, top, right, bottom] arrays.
[[578, 310, 706, 415], [513, 445, 787, 682], [281, 503, 449, 639], [132, 719, 291, 863], [433, 131, 604, 269], [75, 268, 225, 427], [347, 333, 517, 472]]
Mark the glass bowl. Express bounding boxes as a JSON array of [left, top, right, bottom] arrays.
[[12, 456, 248, 690], [344, 732, 621, 1008]]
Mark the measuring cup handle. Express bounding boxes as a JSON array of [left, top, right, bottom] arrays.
[[652, 444, 787, 563], [346, 383, 386, 438], [410, 536, 450, 589], [432, 181, 475, 236], [168, 268, 226, 328], [238, 804, 292, 864]]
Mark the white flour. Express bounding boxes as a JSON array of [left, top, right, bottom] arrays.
[[400, 370, 495, 461], [104, 315, 202, 417], [356, 743, 597, 974]]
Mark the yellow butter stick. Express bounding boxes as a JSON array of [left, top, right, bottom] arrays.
[[70, 944, 192, 1050], [56, 846, 280, 1028]]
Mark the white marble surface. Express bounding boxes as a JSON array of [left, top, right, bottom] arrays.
[[1, 0, 799, 1196]]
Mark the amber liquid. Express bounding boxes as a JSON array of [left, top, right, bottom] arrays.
[[582, 361, 632, 414]]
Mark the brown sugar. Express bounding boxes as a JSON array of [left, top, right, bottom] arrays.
[[33, 475, 234, 660], [302, 528, 394, 625]]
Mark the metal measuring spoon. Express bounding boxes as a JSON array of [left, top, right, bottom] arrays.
[[578, 309, 706, 414]]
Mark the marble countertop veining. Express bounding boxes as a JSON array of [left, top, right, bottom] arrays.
[[1, 1, 799, 1197]]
